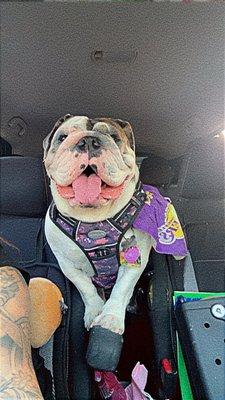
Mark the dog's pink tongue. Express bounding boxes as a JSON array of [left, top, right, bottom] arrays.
[[72, 174, 102, 204]]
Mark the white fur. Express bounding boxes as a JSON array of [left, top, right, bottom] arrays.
[[44, 116, 153, 334], [45, 210, 152, 334]]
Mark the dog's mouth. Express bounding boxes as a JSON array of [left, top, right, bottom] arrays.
[[55, 166, 125, 206]]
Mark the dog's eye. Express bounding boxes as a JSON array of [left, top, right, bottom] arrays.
[[111, 134, 121, 144], [58, 134, 68, 143]]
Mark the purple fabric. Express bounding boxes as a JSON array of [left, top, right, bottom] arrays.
[[55, 185, 187, 290], [133, 185, 188, 257], [76, 221, 121, 289], [92, 257, 118, 289], [56, 217, 73, 235], [76, 221, 119, 248]]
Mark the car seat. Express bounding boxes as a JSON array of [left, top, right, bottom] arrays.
[[147, 133, 225, 400], [0, 156, 49, 263], [0, 156, 94, 400], [170, 134, 225, 292], [0, 137, 12, 156], [140, 154, 173, 191]]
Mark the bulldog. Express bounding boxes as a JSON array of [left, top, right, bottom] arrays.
[[44, 115, 187, 335]]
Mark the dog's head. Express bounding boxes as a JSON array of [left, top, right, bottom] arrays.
[[43, 115, 138, 218]]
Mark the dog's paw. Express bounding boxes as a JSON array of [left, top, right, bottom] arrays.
[[84, 298, 105, 330], [91, 312, 124, 335]]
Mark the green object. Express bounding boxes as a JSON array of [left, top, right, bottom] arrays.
[[174, 291, 225, 400]]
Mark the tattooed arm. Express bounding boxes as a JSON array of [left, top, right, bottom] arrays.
[[0, 266, 44, 399]]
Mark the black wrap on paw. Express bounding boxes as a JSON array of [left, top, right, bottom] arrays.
[[86, 326, 123, 371]]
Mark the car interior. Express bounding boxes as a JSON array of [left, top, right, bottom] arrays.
[[1, 2, 225, 400]]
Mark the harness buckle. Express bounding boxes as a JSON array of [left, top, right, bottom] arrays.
[[97, 248, 111, 257]]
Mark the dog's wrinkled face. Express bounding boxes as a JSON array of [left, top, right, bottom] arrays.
[[44, 115, 137, 208]]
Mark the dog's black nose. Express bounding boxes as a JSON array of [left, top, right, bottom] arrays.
[[90, 164, 97, 173], [75, 137, 101, 155]]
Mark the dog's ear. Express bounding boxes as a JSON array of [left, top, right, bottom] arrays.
[[43, 114, 73, 159], [114, 119, 135, 151]]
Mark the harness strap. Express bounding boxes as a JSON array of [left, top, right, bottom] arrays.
[[49, 182, 146, 289]]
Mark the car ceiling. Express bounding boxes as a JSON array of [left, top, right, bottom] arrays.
[[1, 3, 224, 159]]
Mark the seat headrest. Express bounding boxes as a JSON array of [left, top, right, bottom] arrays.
[[180, 136, 225, 200], [0, 157, 49, 217], [0, 138, 12, 156], [139, 156, 173, 187]]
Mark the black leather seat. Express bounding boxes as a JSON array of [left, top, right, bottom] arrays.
[[0, 156, 49, 262], [0, 156, 93, 400], [140, 154, 173, 190], [142, 135, 225, 399], [0, 137, 12, 156], [170, 134, 225, 292]]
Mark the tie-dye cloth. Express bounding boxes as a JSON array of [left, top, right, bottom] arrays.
[[51, 183, 187, 290], [133, 185, 188, 258]]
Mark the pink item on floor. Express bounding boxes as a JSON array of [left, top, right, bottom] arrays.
[[95, 371, 127, 400], [125, 362, 154, 400], [95, 363, 154, 400]]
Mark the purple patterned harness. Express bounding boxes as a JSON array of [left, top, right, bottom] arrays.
[[50, 183, 188, 290], [50, 183, 146, 289]]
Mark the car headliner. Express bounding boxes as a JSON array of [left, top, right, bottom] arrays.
[[1, 2, 224, 159]]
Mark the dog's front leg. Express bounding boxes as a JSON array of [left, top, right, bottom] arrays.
[[91, 231, 152, 334], [55, 256, 105, 330], [91, 265, 145, 334]]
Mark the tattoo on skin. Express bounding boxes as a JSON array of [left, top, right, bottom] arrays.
[[0, 267, 43, 399], [0, 373, 42, 399], [0, 277, 19, 306]]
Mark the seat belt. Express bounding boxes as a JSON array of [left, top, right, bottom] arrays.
[[183, 252, 199, 292], [149, 251, 199, 399], [148, 250, 178, 400]]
